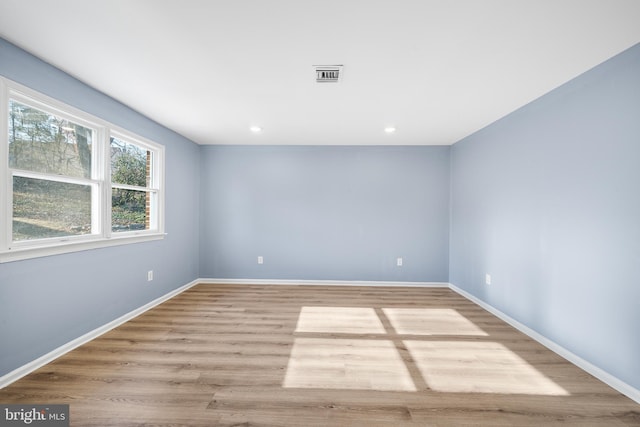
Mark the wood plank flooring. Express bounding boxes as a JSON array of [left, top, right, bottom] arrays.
[[1, 284, 639, 426]]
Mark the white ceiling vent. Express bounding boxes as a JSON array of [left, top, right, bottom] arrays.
[[314, 65, 343, 83]]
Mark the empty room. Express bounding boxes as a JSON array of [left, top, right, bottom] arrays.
[[1, 1, 640, 425]]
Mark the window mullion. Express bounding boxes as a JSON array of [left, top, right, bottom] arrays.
[[111, 183, 155, 192], [10, 168, 98, 186], [103, 127, 112, 239], [92, 126, 106, 237]]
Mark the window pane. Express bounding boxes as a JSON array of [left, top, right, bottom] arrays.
[[110, 137, 150, 187], [112, 188, 149, 232], [8, 100, 93, 178], [13, 176, 92, 241]]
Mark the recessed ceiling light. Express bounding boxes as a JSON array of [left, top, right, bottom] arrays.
[[250, 126, 262, 133], [384, 126, 396, 133]]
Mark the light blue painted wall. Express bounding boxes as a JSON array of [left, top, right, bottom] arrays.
[[200, 145, 450, 282], [450, 43, 640, 390], [0, 39, 201, 377]]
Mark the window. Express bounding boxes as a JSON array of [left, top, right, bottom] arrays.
[[8, 99, 97, 242], [110, 134, 160, 232], [1, 78, 165, 262]]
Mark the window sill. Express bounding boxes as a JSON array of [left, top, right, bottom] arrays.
[[0, 233, 166, 263]]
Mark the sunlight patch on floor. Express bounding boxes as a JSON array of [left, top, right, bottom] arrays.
[[382, 308, 488, 336], [405, 340, 569, 395], [295, 306, 386, 334], [284, 306, 568, 396], [283, 338, 416, 391]]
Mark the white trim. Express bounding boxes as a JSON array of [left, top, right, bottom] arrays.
[[110, 127, 161, 153], [8, 86, 106, 132], [0, 279, 200, 389], [111, 183, 158, 192], [198, 278, 449, 287], [448, 283, 640, 404], [0, 78, 9, 252], [108, 129, 165, 235], [0, 232, 166, 263], [10, 169, 98, 187]]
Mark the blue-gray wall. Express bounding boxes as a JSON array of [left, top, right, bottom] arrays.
[[0, 39, 201, 377], [200, 145, 450, 282], [450, 43, 640, 390]]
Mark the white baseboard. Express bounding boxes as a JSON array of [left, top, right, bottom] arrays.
[[449, 283, 640, 404], [0, 278, 438, 389], [0, 279, 200, 390], [198, 278, 449, 287], [3, 278, 638, 405]]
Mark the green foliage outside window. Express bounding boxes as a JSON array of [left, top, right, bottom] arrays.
[[110, 137, 151, 231]]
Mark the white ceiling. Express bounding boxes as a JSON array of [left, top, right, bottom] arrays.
[[1, 1, 639, 146]]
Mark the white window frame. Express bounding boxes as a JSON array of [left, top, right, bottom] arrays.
[[108, 128, 165, 237], [0, 77, 165, 263]]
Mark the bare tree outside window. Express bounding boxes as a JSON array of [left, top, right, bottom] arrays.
[[9, 100, 92, 178], [9, 101, 94, 241]]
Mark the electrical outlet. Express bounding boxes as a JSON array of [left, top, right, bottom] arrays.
[[485, 273, 491, 285], [397, 257, 403, 267], [257, 256, 264, 265], [147, 270, 154, 281]]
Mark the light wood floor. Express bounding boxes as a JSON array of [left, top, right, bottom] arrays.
[[1, 284, 638, 426]]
